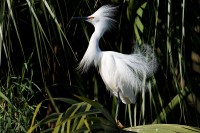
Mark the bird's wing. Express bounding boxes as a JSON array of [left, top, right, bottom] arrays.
[[99, 51, 147, 104]]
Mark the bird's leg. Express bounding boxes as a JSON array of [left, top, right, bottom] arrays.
[[115, 91, 124, 129], [115, 91, 121, 120]]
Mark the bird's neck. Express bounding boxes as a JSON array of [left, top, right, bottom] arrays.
[[79, 29, 103, 72], [86, 29, 102, 65], [88, 29, 102, 53]]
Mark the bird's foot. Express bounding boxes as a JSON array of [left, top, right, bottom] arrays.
[[116, 119, 125, 129]]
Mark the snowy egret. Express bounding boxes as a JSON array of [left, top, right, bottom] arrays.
[[74, 5, 157, 120]]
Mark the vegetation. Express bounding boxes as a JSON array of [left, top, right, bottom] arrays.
[[1, 0, 200, 132]]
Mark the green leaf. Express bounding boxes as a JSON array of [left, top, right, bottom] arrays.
[[124, 124, 200, 133], [74, 95, 116, 126], [135, 16, 144, 33], [53, 113, 63, 133], [134, 23, 142, 44], [28, 101, 43, 133], [136, 2, 147, 17], [0, 91, 14, 108], [75, 103, 92, 130]]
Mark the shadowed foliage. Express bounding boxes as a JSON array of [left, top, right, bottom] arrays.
[[0, 0, 200, 132]]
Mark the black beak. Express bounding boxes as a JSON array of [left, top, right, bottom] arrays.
[[72, 17, 88, 20]]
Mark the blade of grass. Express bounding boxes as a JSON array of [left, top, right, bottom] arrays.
[[0, 0, 5, 65], [28, 101, 43, 133], [0, 91, 15, 109], [6, 0, 25, 62], [42, 0, 77, 61], [153, 87, 190, 123]]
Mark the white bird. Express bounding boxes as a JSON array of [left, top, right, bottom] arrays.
[[74, 5, 157, 117]]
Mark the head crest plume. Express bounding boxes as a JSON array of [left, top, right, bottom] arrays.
[[92, 5, 118, 18], [89, 5, 118, 31]]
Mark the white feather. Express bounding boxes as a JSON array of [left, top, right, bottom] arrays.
[[77, 5, 157, 104]]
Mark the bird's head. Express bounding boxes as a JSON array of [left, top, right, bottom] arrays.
[[73, 5, 118, 34]]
